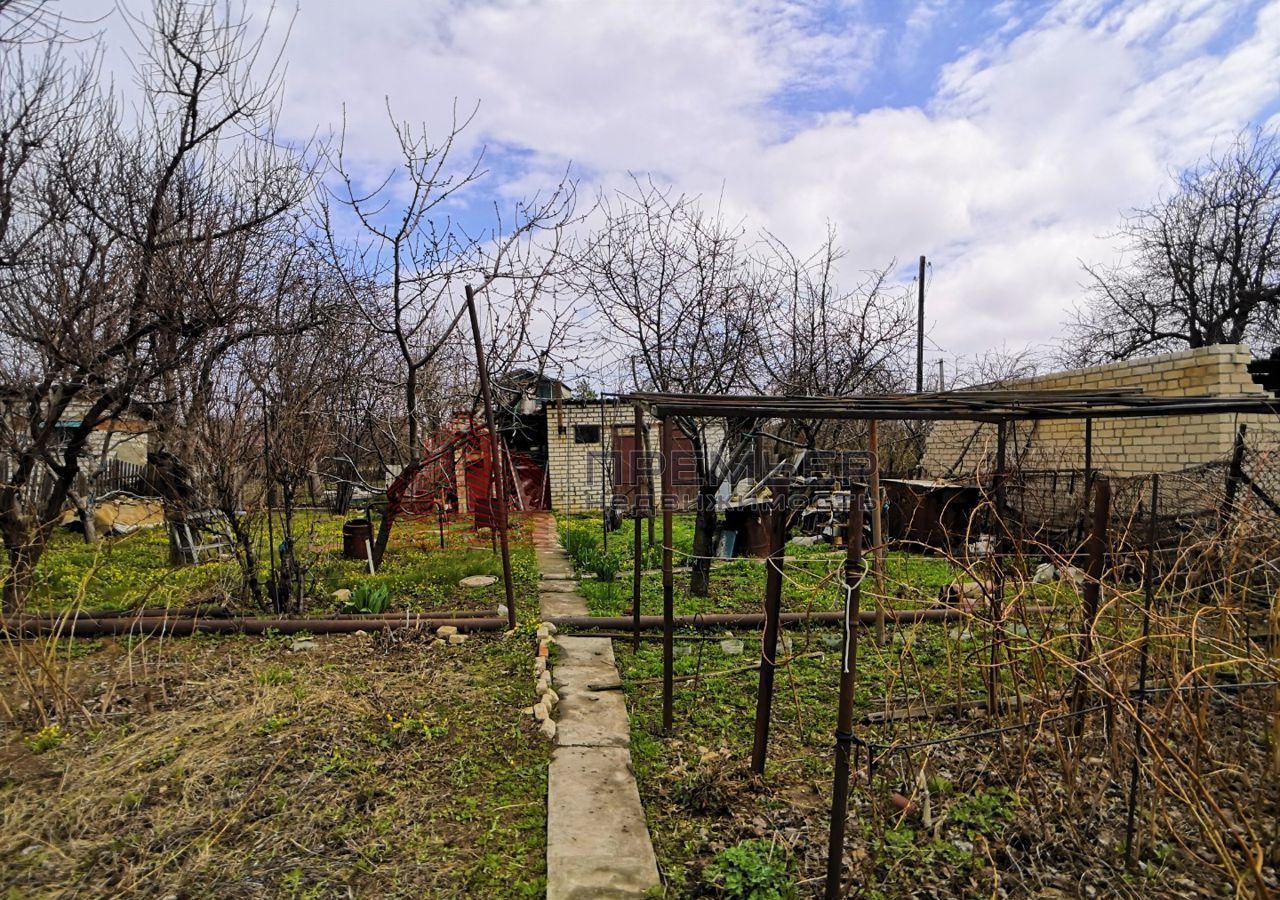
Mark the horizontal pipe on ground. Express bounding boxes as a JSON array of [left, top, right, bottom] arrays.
[[14, 607, 499, 629], [1, 615, 505, 639], [548, 606, 1056, 631], [328, 609, 499, 620], [31, 605, 229, 621]]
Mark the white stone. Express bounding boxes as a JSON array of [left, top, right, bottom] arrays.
[[543, 621, 558, 635], [289, 639, 318, 652], [448, 633, 468, 645], [536, 626, 550, 640], [1033, 563, 1056, 584], [537, 672, 551, 693], [436, 625, 459, 638], [539, 718, 557, 740], [544, 688, 560, 708], [460, 575, 498, 588], [533, 701, 550, 722], [534, 658, 546, 675], [332, 588, 352, 603]]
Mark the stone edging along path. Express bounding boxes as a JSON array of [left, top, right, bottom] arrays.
[[530, 513, 660, 900]]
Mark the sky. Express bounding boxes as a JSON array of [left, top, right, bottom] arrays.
[[67, 0, 1280, 375]]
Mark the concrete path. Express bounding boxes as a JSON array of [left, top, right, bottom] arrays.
[[531, 513, 660, 900]]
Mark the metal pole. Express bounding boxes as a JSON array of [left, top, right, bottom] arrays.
[[824, 491, 864, 900], [601, 399, 609, 552], [1083, 417, 1093, 490], [869, 421, 885, 646], [1125, 473, 1159, 870], [464, 285, 516, 630], [643, 415, 656, 548], [989, 421, 1008, 716], [916, 255, 926, 393], [661, 416, 675, 734], [749, 489, 789, 775], [262, 392, 277, 588], [1071, 476, 1111, 733], [633, 404, 645, 653]]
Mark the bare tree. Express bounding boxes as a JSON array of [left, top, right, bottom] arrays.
[[0, 0, 310, 610], [321, 106, 577, 462], [755, 227, 914, 449], [581, 181, 765, 596], [1067, 128, 1280, 364], [321, 107, 579, 566], [253, 295, 357, 611]]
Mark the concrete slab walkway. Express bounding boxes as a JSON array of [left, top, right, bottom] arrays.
[[531, 513, 660, 900]]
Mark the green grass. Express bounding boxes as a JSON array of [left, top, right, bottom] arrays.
[[548, 516, 1091, 895], [17, 512, 540, 615]]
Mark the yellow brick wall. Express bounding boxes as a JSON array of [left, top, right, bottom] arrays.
[[920, 345, 1279, 478]]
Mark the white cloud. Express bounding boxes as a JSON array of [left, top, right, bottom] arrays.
[[67, 0, 1280, 364]]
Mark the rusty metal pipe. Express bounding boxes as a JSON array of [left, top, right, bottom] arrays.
[[328, 609, 499, 620], [633, 402, 645, 654], [13, 608, 499, 627], [661, 415, 675, 734], [547, 607, 1055, 631], [2, 615, 505, 639], [26, 605, 227, 621], [465, 283, 517, 630], [825, 491, 864, 900], [750, 496, 788, 775]]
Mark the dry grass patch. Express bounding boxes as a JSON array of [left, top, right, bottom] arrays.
[[0, 628, 547, 898]]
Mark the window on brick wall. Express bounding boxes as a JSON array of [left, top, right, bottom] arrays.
[[574, 424, 601, 444]]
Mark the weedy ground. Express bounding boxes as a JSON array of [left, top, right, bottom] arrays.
[[558, 513, 1277, 898], [1, 514, 549, 898]]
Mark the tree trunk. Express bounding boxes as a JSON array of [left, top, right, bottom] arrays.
[[371, 505, 393, 569], [406, 367, 418, 460], [3, 541, 33, 613], [689, 492, 717, 597], [150, 450, 197, 565], [68, 490, 98, 546], [227, 512, 262, 607], [277, 486, 302, 614], [3, 524, 51, 613]]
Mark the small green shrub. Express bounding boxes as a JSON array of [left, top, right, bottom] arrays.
[[588, 548, 622, 583], [948, 786, 1017, 837], [341, 582, 391, 614], [562, 525, 601, 570], [705, 839, 796, 900], [28, 724, 64, 754], [256, 665, 294, 686]]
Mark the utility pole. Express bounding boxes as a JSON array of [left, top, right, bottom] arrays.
[[916, 255, 926, 393], [465, 284, 517, 630]]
